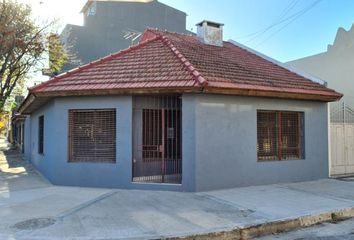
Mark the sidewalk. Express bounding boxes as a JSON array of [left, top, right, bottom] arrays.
[[0, 139, 50, 193], [1, 144, 354, 239]]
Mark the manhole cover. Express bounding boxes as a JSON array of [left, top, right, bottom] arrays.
[[12, 217, 56, 230]]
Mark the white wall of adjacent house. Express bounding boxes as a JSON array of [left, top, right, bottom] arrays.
[[288, 23, 354, 177], [288, 24, 354, 108]]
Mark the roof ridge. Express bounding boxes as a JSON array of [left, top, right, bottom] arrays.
[[30, 36, 160, 93], [157, 33, 208, 87]]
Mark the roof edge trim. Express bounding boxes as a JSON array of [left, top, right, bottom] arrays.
[[18, 93, 36, 114]]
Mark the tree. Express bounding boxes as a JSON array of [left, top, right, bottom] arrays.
[[46, 32, 81, 77], [0, 0, 48, 110], [48, 33, 69, 76]]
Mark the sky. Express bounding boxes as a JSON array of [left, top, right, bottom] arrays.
[[18, 0, 354, 63]]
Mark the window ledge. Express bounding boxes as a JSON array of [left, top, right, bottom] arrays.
[[67, 161, 117, 164], [258, 158, 305, 162]]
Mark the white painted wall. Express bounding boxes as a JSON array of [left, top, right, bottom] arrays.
[[288, 24, 354, 108]]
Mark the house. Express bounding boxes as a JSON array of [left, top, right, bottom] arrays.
[[288, 23, 354, 109], [18, 21, 342, 191], [288, 23, 354, 176], [10, 96, 27, 152], [11, 114, 25, 152], [60, 0, 188, 72]]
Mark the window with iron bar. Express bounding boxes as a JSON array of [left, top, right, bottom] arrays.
[[257, 110, 304, 161], [68, 109, 116, 163], [38, 115, 44, 154]]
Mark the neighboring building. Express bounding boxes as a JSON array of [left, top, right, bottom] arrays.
[[19, 21, 341, 191], [288, 23, 354, 108], [61, 0, 188, 71], [11, 114, 26, 152], [10, 96, 26, 152], [288, 24, 354, 177]]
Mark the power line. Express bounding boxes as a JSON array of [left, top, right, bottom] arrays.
[[254, 0, 323, 47], [245, 0, 322, 44], [236, 0, 300, 40], [277, 0, 301, 24]]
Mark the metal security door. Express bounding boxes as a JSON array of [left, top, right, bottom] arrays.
[[133, 95, 182, 184]]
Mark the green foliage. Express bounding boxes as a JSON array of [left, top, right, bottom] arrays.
[[48, 34, 69, 75], [0, 0, 49, 111], [0, 111, 9, 134]]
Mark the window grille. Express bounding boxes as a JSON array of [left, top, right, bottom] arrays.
[[68, 109, 116, 163], [257, 111, 304, 161], [38, 115, 44, 154]]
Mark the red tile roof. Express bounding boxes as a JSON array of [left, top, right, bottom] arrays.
[[31, 36, 200, 93], [142, 30, 341, 99], [27, 29, 341, 107]]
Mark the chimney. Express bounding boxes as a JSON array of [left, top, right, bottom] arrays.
[[196, 20, 224, 47]]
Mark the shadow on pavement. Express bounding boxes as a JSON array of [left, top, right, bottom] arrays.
[[0, 138, 50, 193]]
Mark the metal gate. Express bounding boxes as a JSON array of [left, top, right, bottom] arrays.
[[330, 102, 354, 176], [132, 95, 182, 184]]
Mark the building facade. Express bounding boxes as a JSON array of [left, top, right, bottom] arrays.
[[288, 24, 354, 109], [288, 23, 354, 177], [20, 22, 341, 191], [61, 0, 188, 71]]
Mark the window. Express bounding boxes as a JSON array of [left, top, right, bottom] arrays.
[[257, 111, 304, 161], [86, 1, 96, 16], [38, 115, 44, 154], [68, 109, 116, 163]]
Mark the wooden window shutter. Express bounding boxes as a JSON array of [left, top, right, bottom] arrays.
[[68, 109, 116, 163], [281, 112, 304, 159], [257, 111, 278, 160], [257, 110, 304, 161]]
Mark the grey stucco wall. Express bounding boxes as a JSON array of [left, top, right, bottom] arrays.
[[49, 96, 133, 189], [182, 95, 197, 191], [23, 116, 31, 161], [29, 96, 194, 191], [30, 101, 56, 181], [189, 94, 329, 191], [27, 94, 329, 192]]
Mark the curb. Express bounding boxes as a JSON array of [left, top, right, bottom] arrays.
[[166, 207, 354, 240]]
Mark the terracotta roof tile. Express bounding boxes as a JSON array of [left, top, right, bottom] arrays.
[[29, 29, 341, 102]]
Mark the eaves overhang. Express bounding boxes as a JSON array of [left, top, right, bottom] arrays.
[[19, 84, 342, 114]]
